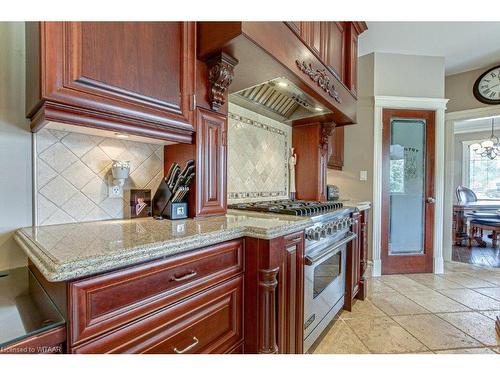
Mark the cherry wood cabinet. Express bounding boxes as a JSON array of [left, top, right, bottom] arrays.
[[322, 22, 346, 81], [195, 108, 227, 216], [292, 122, 333, 201], [243, 231, 304, 354], [0, 326, 66, 354], [30, 232, 308, 354], [72, 276, 243, 354], [345, 22, 364, 97], [25, 22, 196, 142], [287, 21, 366, 97], [68, 239, 242, 346], [164, 107, 227, 217], [328, 126, 344, 170], [280, 232, 305, 354], [358, 208, 370, 298], [344, 208, 369, 311]]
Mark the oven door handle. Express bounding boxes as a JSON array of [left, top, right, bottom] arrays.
[[305, 232, 357, 266]]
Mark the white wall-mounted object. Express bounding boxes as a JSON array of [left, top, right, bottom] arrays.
[[108, 160, 130, 198], [360, 170, 368, 181]]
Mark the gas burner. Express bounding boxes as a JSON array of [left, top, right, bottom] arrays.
[[228, 200, 344, 217]]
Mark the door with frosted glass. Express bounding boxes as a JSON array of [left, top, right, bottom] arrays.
[[381, 109, 435, 274]]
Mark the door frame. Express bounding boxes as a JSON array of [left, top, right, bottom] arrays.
[[372, 96, 449, 276], [381, 109, 435, 274], [443, 105, 500, 263]]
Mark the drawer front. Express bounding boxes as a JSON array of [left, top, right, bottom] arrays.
[[72, 276, 243, 354], [69, 239, 243, 346]]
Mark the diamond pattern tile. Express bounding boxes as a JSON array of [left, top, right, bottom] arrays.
[[36, 129, 164, 226], [61, 132, 102, 158], [37, 159, 58, 189], [39, 143, 78, 173], [81, 147, 113, 174], [36, 129, 58, 153], [39, 175, 78, 206], [61, 160, 96, 190]]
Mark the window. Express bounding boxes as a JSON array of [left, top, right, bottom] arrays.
[[464, 141, 500, 199]]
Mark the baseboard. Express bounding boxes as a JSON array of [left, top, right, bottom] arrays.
[[434, 256, 444, 274], [372, 259, 381, 277]]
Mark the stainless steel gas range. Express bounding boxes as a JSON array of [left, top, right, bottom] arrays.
[[228, 200, 356, 353]]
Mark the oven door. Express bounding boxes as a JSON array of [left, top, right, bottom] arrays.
[[303, 232, 356, 349]]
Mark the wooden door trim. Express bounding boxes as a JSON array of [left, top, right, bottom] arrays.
[[381, 108, 435, 274]]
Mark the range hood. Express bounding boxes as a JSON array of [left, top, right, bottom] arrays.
[[229, 77, 332, 124]]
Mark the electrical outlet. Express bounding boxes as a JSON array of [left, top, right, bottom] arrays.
[[108, 185, 123, 198], [360, 170, 368, 181]]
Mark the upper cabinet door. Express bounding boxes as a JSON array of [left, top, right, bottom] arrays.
[[37, 22, 196, 137], [346, 23, 360, 96], [323, 22, 345, 81]]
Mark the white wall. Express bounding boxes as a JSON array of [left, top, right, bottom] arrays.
[[446, 63, 500, 113], [374, 53, 445, 98], [0, 22, 30, 270]]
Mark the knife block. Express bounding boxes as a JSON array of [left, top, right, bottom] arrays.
[[164, 201, 188, 220], [152, 179, 188, 220]]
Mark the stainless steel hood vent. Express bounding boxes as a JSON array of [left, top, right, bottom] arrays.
[[229, 77, 331, 124]]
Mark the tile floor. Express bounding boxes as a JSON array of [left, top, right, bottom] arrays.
[[312, 261, 500, 354]]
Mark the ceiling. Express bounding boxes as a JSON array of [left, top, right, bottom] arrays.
[[358, 22, 500, 75]]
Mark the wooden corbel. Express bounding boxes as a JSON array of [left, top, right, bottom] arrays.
[[206, 52, 239, 112]]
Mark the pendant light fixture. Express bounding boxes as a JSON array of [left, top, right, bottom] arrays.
[[470, 118, 500, 160]]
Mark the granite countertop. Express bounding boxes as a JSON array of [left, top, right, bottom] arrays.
[[14, 210, 311, 282]]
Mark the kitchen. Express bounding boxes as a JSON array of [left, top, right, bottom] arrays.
[[0, 20, 369, 355], [2, 2, 500, 365]]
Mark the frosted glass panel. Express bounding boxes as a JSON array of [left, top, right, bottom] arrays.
[[389, 119, 426, 255]]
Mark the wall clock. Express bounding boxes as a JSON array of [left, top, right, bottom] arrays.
[[473, 65, 500, 105]]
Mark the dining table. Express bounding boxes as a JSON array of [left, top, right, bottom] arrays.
[[453, 200, 500, 245]]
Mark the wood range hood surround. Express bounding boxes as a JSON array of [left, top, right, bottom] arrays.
[[198, 22, 358, 126]]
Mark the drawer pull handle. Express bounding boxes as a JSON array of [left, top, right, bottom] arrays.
[[171, 271, 197, 282], [174, 336, 199, 354]]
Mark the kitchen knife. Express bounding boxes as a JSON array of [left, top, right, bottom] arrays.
[[176, 160, 194, 187], [183, 171, 195, 188], [164, 163, 176, 185], [178, 187, 189, 202], [172, 165, 194, 195], [167, 164, 181, 190]]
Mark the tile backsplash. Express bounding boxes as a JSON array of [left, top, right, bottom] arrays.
[[228, 103, 291, 203], [35, 129, 163, 226]]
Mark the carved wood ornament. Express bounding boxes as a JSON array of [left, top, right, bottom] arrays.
[[320, 122, 336, 150], [295, 60, 342, 104], [207, 52, 239, 111]]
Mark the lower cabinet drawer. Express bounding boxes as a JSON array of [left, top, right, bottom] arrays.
[[71, 276, 243, 354], [69, 239, 243, 346]]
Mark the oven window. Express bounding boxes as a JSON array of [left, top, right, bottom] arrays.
[[313, 252, 341, 299]]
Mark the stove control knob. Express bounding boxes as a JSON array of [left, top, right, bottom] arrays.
[[326, 224, 334, 235], [306, 229, 315, 241], [313, 228, 322, 241]]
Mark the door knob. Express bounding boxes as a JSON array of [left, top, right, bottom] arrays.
[[426, 197, 436, 204]]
